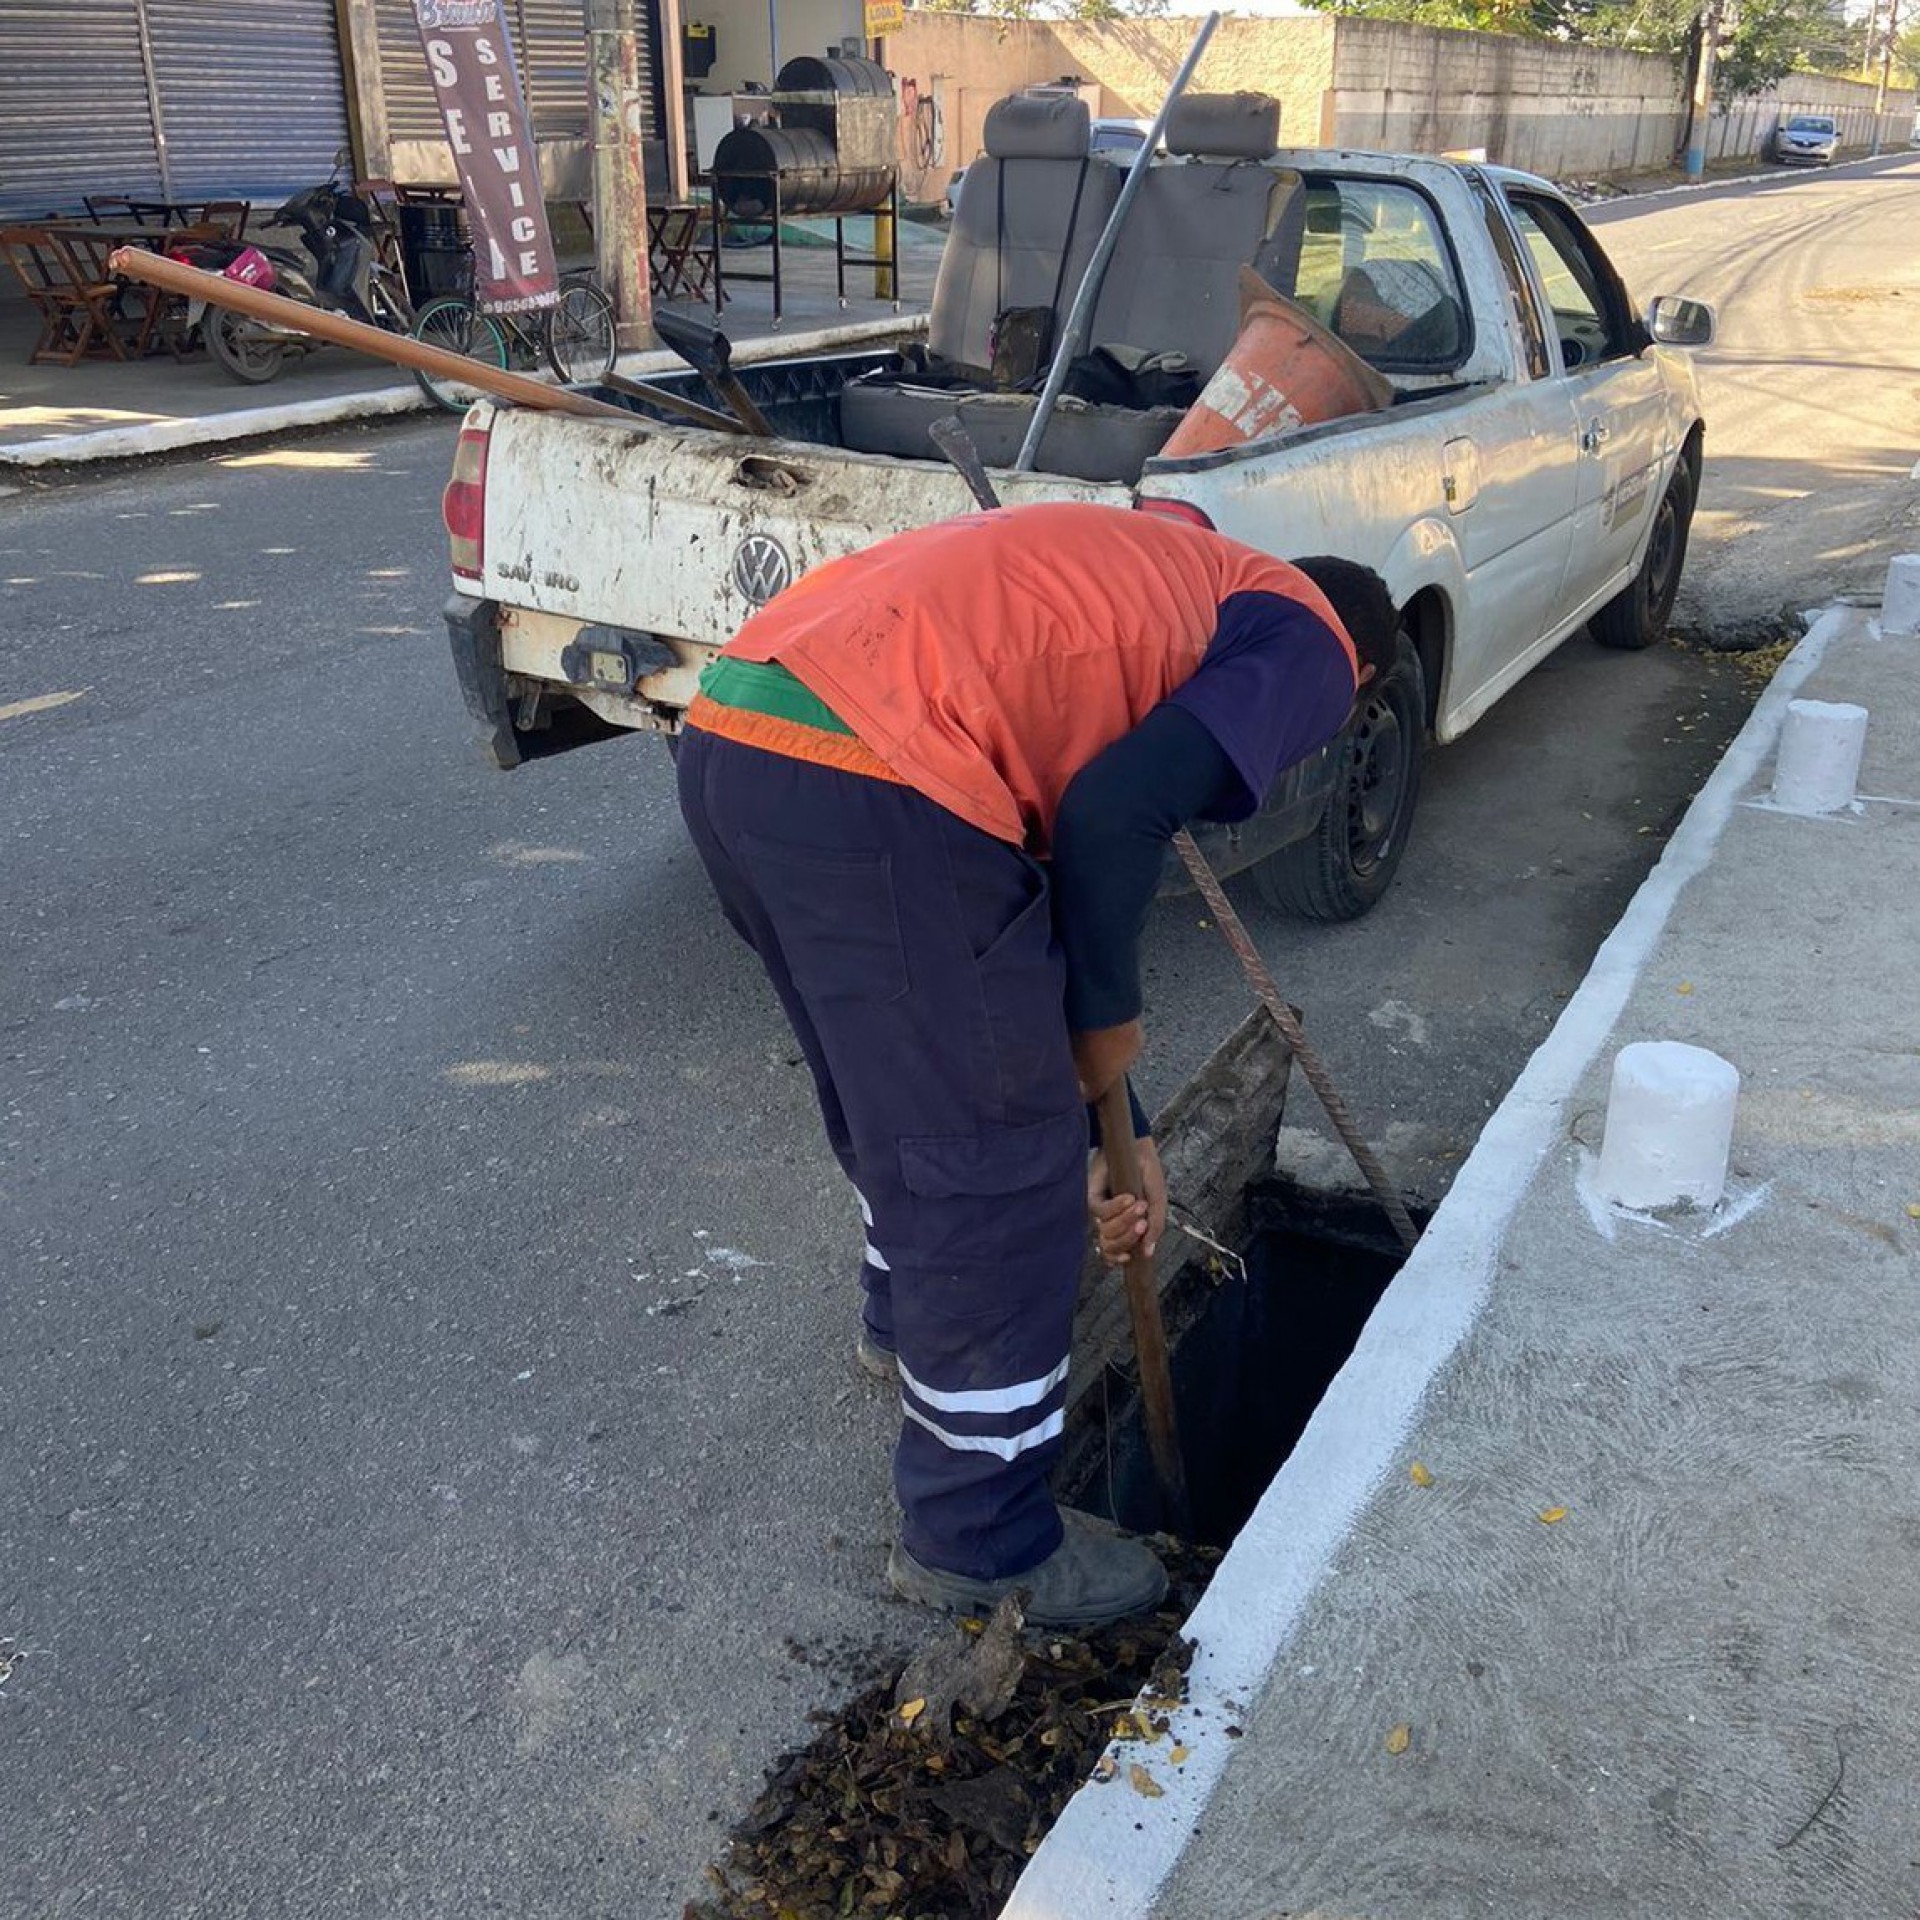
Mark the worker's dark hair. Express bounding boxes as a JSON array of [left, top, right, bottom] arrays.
[[1290, 556, 1399, 684]]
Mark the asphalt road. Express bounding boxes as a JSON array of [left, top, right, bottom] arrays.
[[4, 156, 1917, 1919], [1588, 151, 1920, 630]]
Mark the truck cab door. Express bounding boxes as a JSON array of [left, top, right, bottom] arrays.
[[1452, 176, 1581, 677], [1503, 190, 1669, 622]]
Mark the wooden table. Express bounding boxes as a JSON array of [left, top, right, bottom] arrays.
[[83, 195, 250, 238]]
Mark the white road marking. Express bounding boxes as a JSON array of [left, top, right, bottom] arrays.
[[0, 688, 86, 723]]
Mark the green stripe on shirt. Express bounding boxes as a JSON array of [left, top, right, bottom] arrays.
[[698, 656, 853, 735]]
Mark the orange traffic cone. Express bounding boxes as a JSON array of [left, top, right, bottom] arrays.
[[1160, 268, 1395, 461]]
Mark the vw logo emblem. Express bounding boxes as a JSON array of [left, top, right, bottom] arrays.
[[732, 533, 794, 607]]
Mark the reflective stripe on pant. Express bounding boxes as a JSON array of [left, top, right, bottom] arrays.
[[677, 727, 1085, 1581]]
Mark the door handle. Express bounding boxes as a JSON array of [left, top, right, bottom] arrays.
[[1580, 418, 1613, 454]]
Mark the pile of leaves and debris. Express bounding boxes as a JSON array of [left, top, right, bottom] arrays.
[[686, 1537, 1223, 1920], [1669, 609, 1805, 684]]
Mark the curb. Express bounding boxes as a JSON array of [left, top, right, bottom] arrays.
[[1573, 144, 1910, 209], [0, 312, 926, 471]]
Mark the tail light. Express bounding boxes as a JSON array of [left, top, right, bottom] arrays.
[[1134, 496, 1216, 531], [442, 419, 491, 583]]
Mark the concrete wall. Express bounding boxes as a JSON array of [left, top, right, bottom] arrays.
[[1700, 70, 1917, 162], [877, 11, 1913, 205], [883, 12, 1335, 202], [1324, 19, 1913, 174], [1325, 20, 1683, 176]]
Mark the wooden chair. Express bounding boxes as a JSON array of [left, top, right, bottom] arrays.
[[194, 200, 251, 240], [89, 222, 227, 357], [648, 204, 717, 303], [0, 226, 130, 364]]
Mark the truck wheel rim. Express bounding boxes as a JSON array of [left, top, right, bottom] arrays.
[[1646, 490, 1680, 604], [1346, 691, 1406, 873]]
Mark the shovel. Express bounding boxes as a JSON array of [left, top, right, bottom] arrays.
[[652, 308, 775, 438]]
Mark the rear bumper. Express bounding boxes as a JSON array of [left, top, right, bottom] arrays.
[[444, 591, 630, 769], [445, 589, 1338, 874]]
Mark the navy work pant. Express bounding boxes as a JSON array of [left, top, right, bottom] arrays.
[[677, 728, 1088, 1580]]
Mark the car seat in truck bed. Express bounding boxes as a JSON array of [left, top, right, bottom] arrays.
[[839, 91, 1301, 485]]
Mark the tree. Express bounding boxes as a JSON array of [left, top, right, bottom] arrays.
[[1297, 0, 1862, 100], [913, 0, 1170, 17]]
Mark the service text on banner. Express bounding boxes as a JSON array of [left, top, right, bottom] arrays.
[[410, 0, 559, 312]]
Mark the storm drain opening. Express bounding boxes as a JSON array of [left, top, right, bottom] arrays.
[[689, 1177, 1422, 1920], [1067, 1176, 1422, 1548]]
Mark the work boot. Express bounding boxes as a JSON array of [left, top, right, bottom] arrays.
[[855, 1327, 899, 1382], [887, 1508, 1168, 1628]]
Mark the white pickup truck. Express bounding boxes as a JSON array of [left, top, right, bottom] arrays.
[[441, 92, 1713, 918]]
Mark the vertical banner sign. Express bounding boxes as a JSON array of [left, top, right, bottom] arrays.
[[411, 1, 560, 311]]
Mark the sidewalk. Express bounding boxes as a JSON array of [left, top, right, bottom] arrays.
[[1009, 591, 1920, 1917], [0, 225, 938, 468]]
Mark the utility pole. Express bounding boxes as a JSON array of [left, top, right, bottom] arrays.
[[1872, 0, 1901, 153], [586, 0, 654, 352], [1682, 0, 1722, 181]]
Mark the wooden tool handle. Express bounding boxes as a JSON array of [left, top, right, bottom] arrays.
[[108, 248, 641, 425], [1095, 1080, 1192, 1537]]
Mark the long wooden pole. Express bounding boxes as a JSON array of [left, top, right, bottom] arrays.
[[1172, 830, 1421, 1254], [1096, 1081, 1192, 1537], [109, 248, 643, 424]]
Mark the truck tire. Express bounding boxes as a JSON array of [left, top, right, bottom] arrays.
[[1252, 632, 1425, 922], [1589, 457, 1694, 651]]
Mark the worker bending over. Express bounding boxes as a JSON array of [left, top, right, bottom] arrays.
[[677, 501, 1396, 1628]]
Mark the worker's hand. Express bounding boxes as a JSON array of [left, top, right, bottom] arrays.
[[1087, 1134, 1167, 1269], [1072, 1019, 1144, 1104]]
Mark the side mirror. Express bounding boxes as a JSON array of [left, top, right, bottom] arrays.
[[1645, 294, 1715, 349]]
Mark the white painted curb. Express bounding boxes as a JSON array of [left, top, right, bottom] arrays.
[[1581, 145, 1909, 210], [1001, 601, 1857, 1920], [0, 313, 926, 469]]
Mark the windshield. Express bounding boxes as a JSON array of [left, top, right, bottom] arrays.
[[1786, 117, 1836, 132]]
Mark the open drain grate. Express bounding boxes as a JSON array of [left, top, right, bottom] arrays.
[[1072, 1176, 1419, 1546]]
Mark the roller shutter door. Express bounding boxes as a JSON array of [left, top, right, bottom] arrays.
[[373, 0, 441, 145], [374, 1, 663, 145], [144, 0, 351, 202], [0, 0, 160, 218]]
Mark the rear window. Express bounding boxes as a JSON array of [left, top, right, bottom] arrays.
[[1281, 176, 1470, 374]]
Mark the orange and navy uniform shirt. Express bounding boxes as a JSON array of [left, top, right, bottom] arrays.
[[686, 501, 1359, 856]]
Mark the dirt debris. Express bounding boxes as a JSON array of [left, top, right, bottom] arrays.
[[685, 1538, 1220, 1920], [1669, 611, 1805, 693]]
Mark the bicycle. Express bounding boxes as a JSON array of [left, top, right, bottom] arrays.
[[410, 266, 617, 412]]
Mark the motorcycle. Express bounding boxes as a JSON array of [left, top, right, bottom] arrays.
[[178, 161, 413, 385]]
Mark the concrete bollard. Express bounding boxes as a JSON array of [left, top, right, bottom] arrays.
[[1771, 699, 1868, 814], [1883, 554, 1920, 638], [1596, 1041, 1740, 1212]]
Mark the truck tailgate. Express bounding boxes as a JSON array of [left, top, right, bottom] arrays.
[[479, 410, 1132, 646]]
